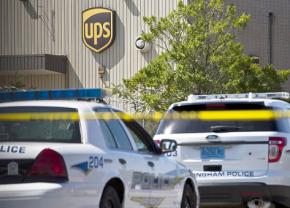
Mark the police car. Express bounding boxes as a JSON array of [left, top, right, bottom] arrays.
[[0, 88, 199, 208], [154, 92, 290, 208]]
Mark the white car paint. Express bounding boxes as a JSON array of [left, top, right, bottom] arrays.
[[0, 100, 199, 208], [154, 93, 290, 207]]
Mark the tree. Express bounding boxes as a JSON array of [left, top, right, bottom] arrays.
[[114, 0, 290, 112], [0, 80, 26, 92]]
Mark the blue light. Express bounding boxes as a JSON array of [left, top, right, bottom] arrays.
[[0, 88, 104, 102]]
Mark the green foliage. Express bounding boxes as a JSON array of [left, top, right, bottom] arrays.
[[115, 0, 290, 112], [0, 80, 26, 92]]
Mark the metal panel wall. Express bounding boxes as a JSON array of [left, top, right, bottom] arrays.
[[0, 74, 65, 89], [226, 0, 290, 69], [226, 0, 290, 90], [2, 0, 288, 103], [0, 0, 179, 109]]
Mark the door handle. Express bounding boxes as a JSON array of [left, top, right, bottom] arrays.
[[118, 158, 127, 165], [147, 161, 154, 168]]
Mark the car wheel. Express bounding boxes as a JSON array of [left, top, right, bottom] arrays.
[[100, 186, 121, 208], [181, 184, 197, 208]]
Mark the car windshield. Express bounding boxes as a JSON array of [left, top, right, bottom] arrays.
[[156, 102, 281, 134], [0, 106, 81, 143]]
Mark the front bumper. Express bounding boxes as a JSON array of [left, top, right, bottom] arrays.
[[0, 182, 100, 208], [199, 182, 290, 207]]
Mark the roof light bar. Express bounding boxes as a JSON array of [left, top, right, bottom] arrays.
[[0, 88, 107, 102], [188, 92, 290, 102]]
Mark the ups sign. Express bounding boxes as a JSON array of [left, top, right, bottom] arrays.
[[82, 8, 116, 53]]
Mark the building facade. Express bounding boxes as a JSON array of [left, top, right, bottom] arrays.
[[230, 0, 290, 91], [0, 0, 289, 109]]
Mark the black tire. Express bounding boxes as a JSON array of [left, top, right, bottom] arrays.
[[181, 184, 197, 208], [100, 186, 121, 208]]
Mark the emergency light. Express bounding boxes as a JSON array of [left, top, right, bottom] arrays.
[[0, 88, 106, 102], [188, 92, 290, 102]]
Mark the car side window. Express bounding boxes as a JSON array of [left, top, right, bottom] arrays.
[[94, 108, 133, 151], [98, 119, 118, 149], [127, 125, 151, 153], [106, 119, 133, 151], [122, 119, 157, 154]]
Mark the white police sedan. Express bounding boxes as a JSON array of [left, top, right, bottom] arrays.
[[0, 88, 199, 208]]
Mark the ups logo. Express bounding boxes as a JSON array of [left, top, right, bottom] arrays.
[[82, 8, 116, 53]]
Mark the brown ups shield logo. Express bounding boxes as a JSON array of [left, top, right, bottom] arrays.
[[82, 8, 115, 53]]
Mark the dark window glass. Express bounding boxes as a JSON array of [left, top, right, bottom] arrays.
[[123, 121, 153, 153], [94, 108, 133, 151], [98, 119, 118, 149], [156, 102, 282, 134], [107, 119, 133, 151], [0, 107, 81, 143], [112, 109, 159, 154]]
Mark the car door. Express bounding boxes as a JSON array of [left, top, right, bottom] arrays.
[[122, 119, 180, 208], [95, 107, 151, 208]]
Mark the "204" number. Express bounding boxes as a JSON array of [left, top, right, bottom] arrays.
[[88, 156, 104, 169]]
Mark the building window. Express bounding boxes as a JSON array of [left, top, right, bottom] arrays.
[[250, 56, 260, 65]]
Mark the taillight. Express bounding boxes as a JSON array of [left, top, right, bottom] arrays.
[[25, 148, 68, 182], [268, 137, 286, 163]]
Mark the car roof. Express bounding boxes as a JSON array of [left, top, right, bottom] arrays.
[[0, 100, 108, 111], [170, 98, 290, 109]]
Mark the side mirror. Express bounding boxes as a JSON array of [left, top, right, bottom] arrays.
[[160, 139, 177, 153]]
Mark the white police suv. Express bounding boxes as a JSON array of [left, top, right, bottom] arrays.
[[154, 92, 290, 208], [0, 88, 199, 208]]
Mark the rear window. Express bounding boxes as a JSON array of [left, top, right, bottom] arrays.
[[0, 106, 81, 143], [156, 102, 285, 134]]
